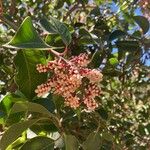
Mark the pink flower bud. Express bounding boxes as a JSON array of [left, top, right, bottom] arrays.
[[35, 53, 102, 110]]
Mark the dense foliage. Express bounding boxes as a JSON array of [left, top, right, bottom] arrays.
[[0, 0, 150, 149]]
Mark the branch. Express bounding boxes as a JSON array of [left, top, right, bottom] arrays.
[[63, 3, 96, 21], [0, 0, 3, 16], [0, 0, 18, 31], [48, 47, 72, 65], [0, 16, 18, 30], [63, 3, 80, 21], [10, 0, 17, 15]]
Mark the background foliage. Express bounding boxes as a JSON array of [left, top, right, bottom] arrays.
[[0, 0, 150, 149]]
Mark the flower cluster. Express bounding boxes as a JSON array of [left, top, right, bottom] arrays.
[[83, 84, 100, 110], [80, 68, 103, 83], [35, 53, 103, 111], [139, 0, 150, 20], [70, 53, 90, 67]]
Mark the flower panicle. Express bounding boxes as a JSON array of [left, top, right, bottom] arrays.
[[35, 53, 103, 111]]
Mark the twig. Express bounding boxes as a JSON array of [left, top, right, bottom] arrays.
[[10, 0, 16, 15], [61, 46, 68, 56], [63, 3, 96, 21], [48, 48, 71, 64], [0, 0, 18, 30], [0, 0, 3, 16], [0, 16, 18, 30], [63, 3, 80, 21]]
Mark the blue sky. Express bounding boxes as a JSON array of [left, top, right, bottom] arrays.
[[110, 2, 150, 66]]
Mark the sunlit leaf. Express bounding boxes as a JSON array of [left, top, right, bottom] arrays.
[[10, 102, 54, 118], [116, 40, 140, 51], [0, 119, 46, 150], [14, 50, 47, 99], [82, 132, 101, 150], [109, 30, 127, 41], [40, 17, 72, 46], [134, 16, 150, 34], [89, 50, 102, 68], [0, 94, 13, 115], [109, 58, 119, 65], [20, 136, 54, 150], [4, 16, 50, 49], [64, 134, 79, 150], [102, 132, 114, 141]]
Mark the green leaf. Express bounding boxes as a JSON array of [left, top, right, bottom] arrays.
[[94, 0, 102, 5], [82, 132, 101, 150], [20, 136, 54, 150], [89, 50, 102, 68], [102, 132, 114, 142], [132, 30, 142, 37], [45, 34, 64, 47], [0, 94, 27, 125], [5, 112, 25, 127], [90, 7, 101, 16], [4, 16, 50, 49], [52, 95, 64, 110], [138, 124, 146, 136], [31, 121, 58, 133], [40, 17, 72, 46], [109, 30, 127, 41], [79, 28, 97, 44], [0, 94, 13, 115], [64, 134, 79, 150], [34, 97, 55, 113], [103, 68, 122, 77], [97, 107, 108, 120], [79, 37, 95, 45], [133, 16, 150, 34], [10, 102, 54, 118], [54, 0, 64, 9], [14, 50, 47, 99], [116, 40, 140, 51], [8, 102, 58, 129], [146, 124, 150, 133], [66, 0, 75, 5], [109, 58, 119, 65], [0, 119, 45, 150], [79, 28, 92, 37]]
